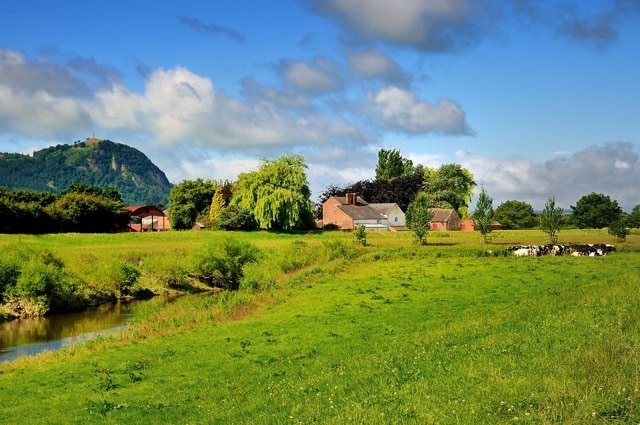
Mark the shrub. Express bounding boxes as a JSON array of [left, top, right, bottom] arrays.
[[278, 241, 314, 273], [5, 248, 82, 315], [191, 237, 260, 290], [0, 257, 20, 301], [322, 239, 357, 261], [354, 225, 367, 246]]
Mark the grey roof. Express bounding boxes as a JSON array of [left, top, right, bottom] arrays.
[[369, 203, 399, 215], [338, 204, 385, 220], [430, 208, 458, 222]]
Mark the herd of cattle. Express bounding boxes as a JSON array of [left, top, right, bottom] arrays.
[[508, 244, 616, 257]]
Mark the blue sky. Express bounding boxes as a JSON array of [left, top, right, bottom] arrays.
[[1, 0, 639, 210]]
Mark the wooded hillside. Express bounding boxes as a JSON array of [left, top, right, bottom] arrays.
[[0, 138, 172, 206]]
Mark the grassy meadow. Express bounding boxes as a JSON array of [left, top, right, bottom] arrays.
[[1, 229, 640, 423]]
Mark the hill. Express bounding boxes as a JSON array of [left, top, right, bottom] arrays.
[[0, 138, 172, 206]]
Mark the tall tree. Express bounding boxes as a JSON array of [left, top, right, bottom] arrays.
[[375, 149, 414, 180], [570, 192, 623, 229], [539, 197, 564, 243], [232, 155, 313, 231], [422, 164, 475, 216], [167, 179, 217, 230], [494, 200, 537, 230], [472, 187, 494, 244], [406, 193, 435, 245], [207, 186, 226, 229]]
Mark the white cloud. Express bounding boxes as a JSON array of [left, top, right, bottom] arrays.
[[279, 57, 343, 94], [369, 86, 471, 135], [346, 48, 408, 84], [463, 142, 640, 211]]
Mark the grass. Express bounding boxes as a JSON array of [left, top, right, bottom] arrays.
[[0, 229, 639, 423]]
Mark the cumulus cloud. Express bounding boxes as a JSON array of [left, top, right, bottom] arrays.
[[312, 0, 494, 52], [369, 86, 472, 135], [177, 16, 245, 42], [0, 49, 370, 155], [240, 77, 310, 109], [463, 142, 640, 211], [278, 57, 344, 94], [346, 48, 409, 84]]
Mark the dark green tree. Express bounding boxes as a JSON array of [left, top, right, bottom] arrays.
[[627, 204, 640, 228], [570, 192, 623, 229], [472, 187, 494, 244], [608, 217, 629, 241], [422, 164, 475, 217], [539, 197, 564, 244], [232, 155, 314, 231], [494, 200, 537, 230], [218, 205, 258, 231], [406, 193, 435, 245], [375, 149, 414, 181], [47, 191, 128, 233], [167, 179, 217, 230]]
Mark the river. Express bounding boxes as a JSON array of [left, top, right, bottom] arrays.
[[0, 295, 175, 363]]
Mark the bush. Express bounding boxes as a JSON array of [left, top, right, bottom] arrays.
[[0, 257, 20, 302], [4, 248, 82, 315], [191, 237, 260, 290], [278, 241, 314, 273], [218, 206, 258, 231]]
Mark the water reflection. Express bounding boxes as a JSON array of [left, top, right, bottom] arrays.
[[0, 295, 175, 363]]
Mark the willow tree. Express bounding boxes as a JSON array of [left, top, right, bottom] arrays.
[[232, 155, 313, 231]]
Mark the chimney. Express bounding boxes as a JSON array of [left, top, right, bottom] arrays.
[[347, 193, 357, 205]]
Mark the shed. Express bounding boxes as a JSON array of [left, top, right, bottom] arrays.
[[429, 208, 461, 231], [126, 205, 170, 231]]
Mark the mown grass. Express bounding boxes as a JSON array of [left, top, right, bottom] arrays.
[[1, 229, 639, 423]]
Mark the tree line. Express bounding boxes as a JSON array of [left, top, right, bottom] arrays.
[[2, 149, 639, 237], [0, 184, 128, 234]]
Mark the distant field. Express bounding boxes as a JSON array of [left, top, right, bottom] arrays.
[[1, 229, 639, 423]]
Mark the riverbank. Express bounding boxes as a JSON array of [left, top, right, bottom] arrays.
[[0, 230, 639, 423]]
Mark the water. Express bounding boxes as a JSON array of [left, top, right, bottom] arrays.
[[0, 296, 174, 363]]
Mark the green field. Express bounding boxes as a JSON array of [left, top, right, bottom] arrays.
[[1, 229, 639, 424]]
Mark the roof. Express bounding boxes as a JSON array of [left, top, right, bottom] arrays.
[[331, 195, 368, 206], [127, 205, 165, 217], [338, 204, 385, 220], [430, 208, 458, 222], [369, 203, 399, 215]]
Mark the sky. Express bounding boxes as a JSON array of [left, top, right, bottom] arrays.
[[1, 0, 639, 211]]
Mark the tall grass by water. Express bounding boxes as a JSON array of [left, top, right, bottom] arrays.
[[1, 228, 639, 423]]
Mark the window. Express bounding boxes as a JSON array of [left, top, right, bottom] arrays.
[[395, 217, 398, 222]]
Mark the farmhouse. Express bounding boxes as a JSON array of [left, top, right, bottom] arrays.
[[322, 194, 405, 230]]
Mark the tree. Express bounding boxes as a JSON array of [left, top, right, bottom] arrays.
[[232, 155, 314, 231], [218, 205, 258, 231], [207, 186, 226, 229], [494, 200, 537, 230], [628, 204, 640, 228], [167, 179, 217, 230], [472, 187, 494, 244], [47, 191, 128, 233], [539, 197, 564, 244], [570, 192, 623, 229], [406, 193, 435, 245], [422, 164, 475, 216], [375, 149, 414, 180], [608, 217, 629, 241], [354, 225, 367, 246]]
